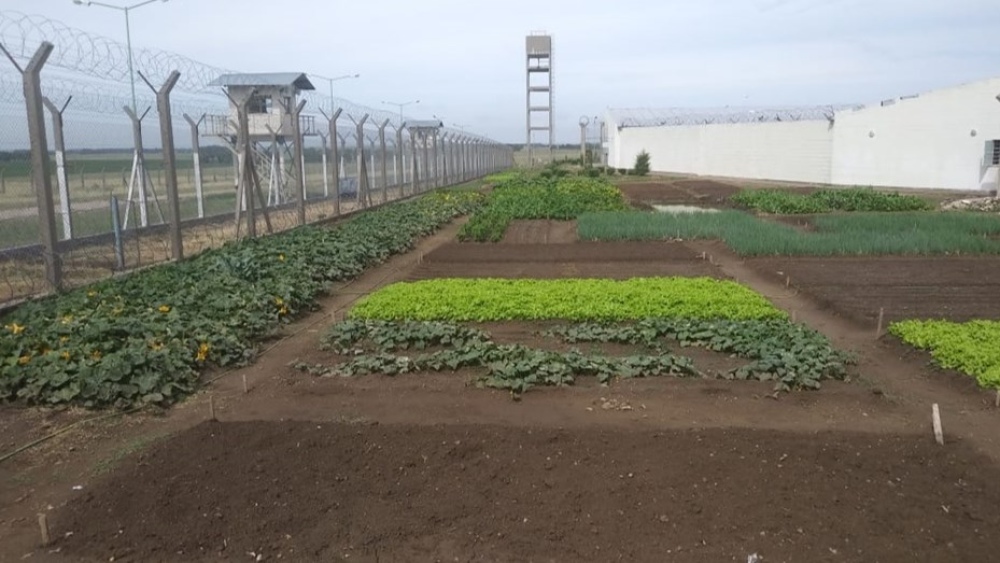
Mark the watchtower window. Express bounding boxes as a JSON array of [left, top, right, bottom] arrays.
[[248, 94, 272, 114]]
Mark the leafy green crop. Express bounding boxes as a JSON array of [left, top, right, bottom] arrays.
[[731, 188, 933, 214], [310, 319, 850, 393], [351, 277, 785, 322], [578, 210, 1000, 256], [889, 320, 1000, 389], [0, 190, 484, 410], [545, 319, 852, 390], [458, 173, 627, 242]]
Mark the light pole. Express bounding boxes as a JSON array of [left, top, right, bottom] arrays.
[[314, 73, 360, 111], [72, 0, 169, 114], [381, 99, 419, 125]]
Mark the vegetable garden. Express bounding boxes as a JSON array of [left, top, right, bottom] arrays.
[[7, 172, 1000, 563]]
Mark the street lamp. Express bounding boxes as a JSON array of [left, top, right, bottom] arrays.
[[314, 73, 360, 111], [381, 99, 419, 125], [72, 0, 170, 114]]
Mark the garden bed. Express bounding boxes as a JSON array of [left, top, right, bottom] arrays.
[[54, 421, 1000, 563]]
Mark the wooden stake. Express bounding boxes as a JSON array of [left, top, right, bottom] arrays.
[[932, 403, 944, 445], [791, 310, 797, 323], [785, 276, 790, 288], [242, 374, 249, 394], [38, 514, 50, 546], [209, 394, 217, 421], [994, 390, 999, 409], [875, 307, 885, 340]]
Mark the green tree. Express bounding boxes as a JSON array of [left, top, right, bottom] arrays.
[[634, 150, 651, 176]]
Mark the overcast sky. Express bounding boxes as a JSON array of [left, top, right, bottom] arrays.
[[3, 0, 1000, 143]]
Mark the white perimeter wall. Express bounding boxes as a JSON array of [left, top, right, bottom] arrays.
[[831, 78, 1000, 191], [611, 120, 832, 184], [609, 77, 1000, 191]]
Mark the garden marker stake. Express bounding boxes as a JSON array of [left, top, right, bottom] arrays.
[[38, 514, 50, 546], [209, 395, 217, 421], [242, 374, 249, 394], [932, 404, 944, 445], [876, 308, 885, 340]]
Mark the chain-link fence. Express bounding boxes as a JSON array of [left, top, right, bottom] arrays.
[[0, 11, 512, 306]]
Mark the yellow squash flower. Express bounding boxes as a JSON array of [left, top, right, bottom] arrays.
[[18, 354, 31, 365], [274, 297, 284, 306], [6, 323, 25, 335], [278, 305, 289, 316], [61, 315, 73, 325], [61, 351, 71, 361], [278, 253, 286, 262], [195, 342, 210, 362], [91, 350, 102, 361], [158, 305, 171, 314]]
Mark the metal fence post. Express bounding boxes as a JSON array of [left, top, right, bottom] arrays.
[[431, 129, 440, 188], [350, 114, 370, 207], [42, 96, 73, 240], [409, 128, 419, 195], [141, 70, 183, 260], [326, 109, 342, 211], [319, 133, 329, 198], [2, 42, 62, 291], [378, 119, 389, 204], [395, 125, 404, 191], [421, 131, 431, 193], [183, 113, 206, 218], [289, 99, 308, 225], [441, 132, 449, 186]]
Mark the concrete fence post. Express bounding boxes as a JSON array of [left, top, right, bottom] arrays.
[[42, 96, 73, 240], [288, 99, 308, 225], [2, 41, 62, 291], [182, 113, 206, 218], [140, 70, 183, 260]]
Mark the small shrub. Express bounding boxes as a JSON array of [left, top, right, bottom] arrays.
[[617, 168, 628, 176], [634, 150, 651, 176]]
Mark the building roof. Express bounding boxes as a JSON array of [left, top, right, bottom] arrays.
[[209, 73, 315, 90], [607, 105, 862, 128]]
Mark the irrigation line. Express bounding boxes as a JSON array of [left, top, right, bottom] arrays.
[[0, 407, 142, 465]]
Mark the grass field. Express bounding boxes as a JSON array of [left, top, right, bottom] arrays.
[[578, 210, 1000, 255]]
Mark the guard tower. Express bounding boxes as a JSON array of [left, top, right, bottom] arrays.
[[206, 72, 318, 205], [526, 32, 554, 166]]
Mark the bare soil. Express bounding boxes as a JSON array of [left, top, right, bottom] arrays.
[[618, 180, 740, 207], [55, 422, 1000, 563], [411, 240, 721, 280], [746, 255, 1000, 323], [502, 220, 578, 243]]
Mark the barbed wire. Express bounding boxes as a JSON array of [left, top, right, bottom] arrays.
[[607, 105, 864, 128], [0, 10, 483, 137]]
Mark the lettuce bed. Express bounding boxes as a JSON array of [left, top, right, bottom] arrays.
[[889, 320, 1000, 388], [350, 277, 785, 322]]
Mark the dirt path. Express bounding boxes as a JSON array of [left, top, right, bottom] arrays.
[[685, 240, 1000, 461]]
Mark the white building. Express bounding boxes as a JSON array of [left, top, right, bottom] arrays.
[[606, 77, 1000, 192]]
